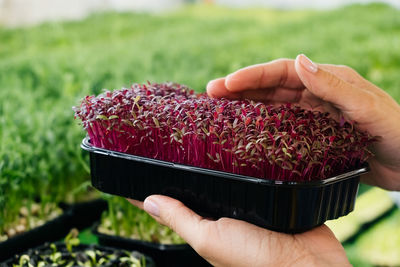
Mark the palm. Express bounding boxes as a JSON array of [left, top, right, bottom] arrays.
[[193, 217, 349, 267]]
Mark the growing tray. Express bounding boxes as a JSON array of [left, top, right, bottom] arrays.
[[82, 137, 368, 233], [62, 198, 108, 230], [0, 211, 73, 261], [0, 199, 108, 261], [92, 223, 211, 267], [1, 242, 155, 267]]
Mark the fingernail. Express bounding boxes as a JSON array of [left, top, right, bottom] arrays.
[[144, 198, 160, 217], [298, 54, 318, 73]]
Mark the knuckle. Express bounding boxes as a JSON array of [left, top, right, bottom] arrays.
[[192, 218, 226, 256], [338, 64, 352, 71], [352, 91, 378, 122], [326, 72, 343, 89], [361, 91, 378, 110], [216, 217, 232, 226], [342, 65, 358, 76]]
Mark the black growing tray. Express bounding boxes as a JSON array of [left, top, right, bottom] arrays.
[[0, 199, 107, 261], [82, 137, 368, 233], [62, 198, 108, 230], [0, 211, 73, 261], [92, 223, 211, 267], [1, 242, 155, 267]]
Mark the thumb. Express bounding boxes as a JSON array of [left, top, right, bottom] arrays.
[[294, 54, 371, 112], [143, 195, 206, 246]]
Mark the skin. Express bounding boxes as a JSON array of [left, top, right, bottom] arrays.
[[129, 54, 400, 266]]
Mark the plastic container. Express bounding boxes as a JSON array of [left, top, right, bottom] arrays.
[[82, 137, 368, 233], [1, 242, 155, 267], [0, 199, 108, 261], [0, 211, 73, 261], [92, 223, 211, 267], [63, 198, 108, 230]]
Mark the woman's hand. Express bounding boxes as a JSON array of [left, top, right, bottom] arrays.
[[129, 196, 351, 267], [207, 55, 400, 191]]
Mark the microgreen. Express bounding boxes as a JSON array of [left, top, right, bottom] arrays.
[[99, 197, 185, 244], [0, 202, 62, 242], [9, 229, 147, 267], [75, 83, 375, 181]]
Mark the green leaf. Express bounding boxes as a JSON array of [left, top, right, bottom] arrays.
[[96, 115, 108, 120], [108, 115, 119, 120]]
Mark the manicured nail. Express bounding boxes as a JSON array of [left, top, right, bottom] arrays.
[[144, 198, 160, 217], [298, 54, 318, 73]]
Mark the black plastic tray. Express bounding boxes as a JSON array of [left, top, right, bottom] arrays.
[[62, 198, 108, 230], [0, 199, 108, 261], [92, 223, 211, 267], [1, 242, 155, 267], [82, 137, 368, 233], [0, 211, 72, 261]]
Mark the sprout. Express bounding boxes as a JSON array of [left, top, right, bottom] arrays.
[[74, 82, 376, 181]]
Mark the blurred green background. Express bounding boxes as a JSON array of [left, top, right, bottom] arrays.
[[1, 2, 400, 266]]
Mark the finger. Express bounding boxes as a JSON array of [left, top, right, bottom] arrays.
[[318, 64, 359, 84], [207, 77, 304, 103], [361, 158, 400, 191], [142, 195, 210, 246], [241, 87, 304, 103], [320, 64, 383, 93], [207, 77, 241, 99], [225, 59, 304, 92], [294, 54, 372, 113], [127, 199, 144, 210], [209, 62, 358, 97], [142, 195, 275, 266], [208, 61, 370, 104]]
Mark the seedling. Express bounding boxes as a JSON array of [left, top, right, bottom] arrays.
[[0, 201, 62, 242], [99, 197, 185, 244], [75, 82, 375, 182], [76, 82, 375, 232], [7, 229, 148, 267]]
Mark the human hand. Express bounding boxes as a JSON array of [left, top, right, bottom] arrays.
[[129, 196, 350, 267], [207, 54, 400, 191]]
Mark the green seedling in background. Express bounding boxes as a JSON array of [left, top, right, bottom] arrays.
[[100, 196, 185, 244]]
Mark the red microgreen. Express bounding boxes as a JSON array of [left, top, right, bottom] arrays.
[[74, 82, 376, 182]]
